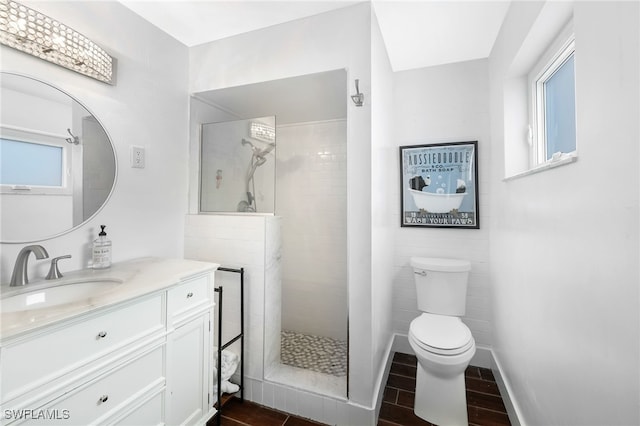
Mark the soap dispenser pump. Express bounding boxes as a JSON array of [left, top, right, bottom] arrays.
[[92, 225, 112, 269]]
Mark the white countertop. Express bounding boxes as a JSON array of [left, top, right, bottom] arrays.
[[0, 257, 219, 341]]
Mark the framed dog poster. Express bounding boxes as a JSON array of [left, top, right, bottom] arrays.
[[400, 141, 479, 229]]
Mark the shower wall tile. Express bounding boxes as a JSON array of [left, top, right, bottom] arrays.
[[276, 120, 348, 341], [297, 391, 311, 417], [184, 237, 264, 268], [347, 402, 375, 425], [264, 217, 283, 381], [285, 387, 300, 415], [273, 384, 287, 412], [247, 315, 265, 378], [184, 214, 268, 381], [264, 261, 282, 375], [185, 214, 264, 243], [303, 392, 324, 423], [335, 401, 351, 426], [251, 379, 263, 405], [284, 389, 331, 424], [242, 376, 370, 425], [239, 380, 249, 402], [282, 282, 347, 340], [322, 396, 338, 425], [265, 216, 282, 268], [262, 382, 275, 408]]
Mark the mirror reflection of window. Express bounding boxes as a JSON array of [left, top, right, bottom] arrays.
[[1, 138, 64, 187]]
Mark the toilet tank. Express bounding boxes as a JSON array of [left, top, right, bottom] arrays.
[[410, 257, 471, 316]]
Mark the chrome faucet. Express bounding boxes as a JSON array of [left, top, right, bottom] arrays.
[[9, 245, 49, 287]]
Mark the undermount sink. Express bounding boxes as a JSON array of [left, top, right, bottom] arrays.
[[1, 279, 122, 313]]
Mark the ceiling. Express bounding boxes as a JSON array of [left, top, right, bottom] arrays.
[[119, 0, 510, 72], [193, 69, 347, 124]]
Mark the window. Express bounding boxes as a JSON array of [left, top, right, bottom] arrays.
[[529, 26, 576, 167]]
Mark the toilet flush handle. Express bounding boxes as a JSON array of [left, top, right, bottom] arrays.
[[414, 270, 427, 276]]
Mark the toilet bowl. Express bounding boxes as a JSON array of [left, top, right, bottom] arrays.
[[409, 257, 475, 426], [409, 314, 476, 426]]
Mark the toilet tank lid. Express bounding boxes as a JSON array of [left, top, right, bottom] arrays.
[[410, 257, 471, 272]]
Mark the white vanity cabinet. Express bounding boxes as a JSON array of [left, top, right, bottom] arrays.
[[165, 275, 214, 426], [0, 261, 217, 426]]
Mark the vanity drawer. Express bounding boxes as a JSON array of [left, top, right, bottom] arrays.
[[1, 294, 164, 400], [22, 346, 164, 425], [167, 276, 210, 321]]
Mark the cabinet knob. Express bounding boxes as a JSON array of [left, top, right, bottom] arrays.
[[186, 292, 194, 298], [98, 395, 109, 404], [97, 331, 108, 339]]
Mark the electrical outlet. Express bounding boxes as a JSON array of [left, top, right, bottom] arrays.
[[131, 146, 145, 168]]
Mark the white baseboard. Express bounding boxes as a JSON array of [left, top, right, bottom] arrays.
[[491, 352, 524, 426], [470, 344, 492, 368], [391, 333, 413, 354], [374, 336, 396, 420]]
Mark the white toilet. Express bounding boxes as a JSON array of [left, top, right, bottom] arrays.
[[408, 257, 476, 426]]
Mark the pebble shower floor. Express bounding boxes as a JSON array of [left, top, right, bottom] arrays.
[[281, 330, 348, 377]]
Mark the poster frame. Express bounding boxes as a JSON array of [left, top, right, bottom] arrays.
[[399, 141, 480, 229]]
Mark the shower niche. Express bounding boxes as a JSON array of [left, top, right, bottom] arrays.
[[200, 116, 276, 213]]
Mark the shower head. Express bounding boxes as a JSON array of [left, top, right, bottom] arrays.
[[242, 138, 274, 158], [241, 138, 260, 156], [258, 141, 275, 157]]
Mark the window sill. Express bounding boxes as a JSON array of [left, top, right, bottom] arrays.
[[503, 153, 577, 181]]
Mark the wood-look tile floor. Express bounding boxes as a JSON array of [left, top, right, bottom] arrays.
[[209, 352, 510, 426], [209, 396, 325, 426]]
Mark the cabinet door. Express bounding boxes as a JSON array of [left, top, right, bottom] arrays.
[[165, 314, 211, 426]]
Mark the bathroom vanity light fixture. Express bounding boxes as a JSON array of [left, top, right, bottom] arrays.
[[351, 79, 364, 107], [0, 0, 116, 84]]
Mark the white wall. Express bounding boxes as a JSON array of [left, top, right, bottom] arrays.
[[189, 3, 381, 412], [277, 120, 348, 341], [391, 59, 493, 361], [370, 6, 396, 412], [0, 1, 189, 283], [489, 2, 639, 424]]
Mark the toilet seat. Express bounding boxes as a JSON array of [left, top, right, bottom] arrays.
[[410, 313, 474, 356]]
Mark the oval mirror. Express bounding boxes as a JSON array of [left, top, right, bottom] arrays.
[[0, 72, 117, 243]]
